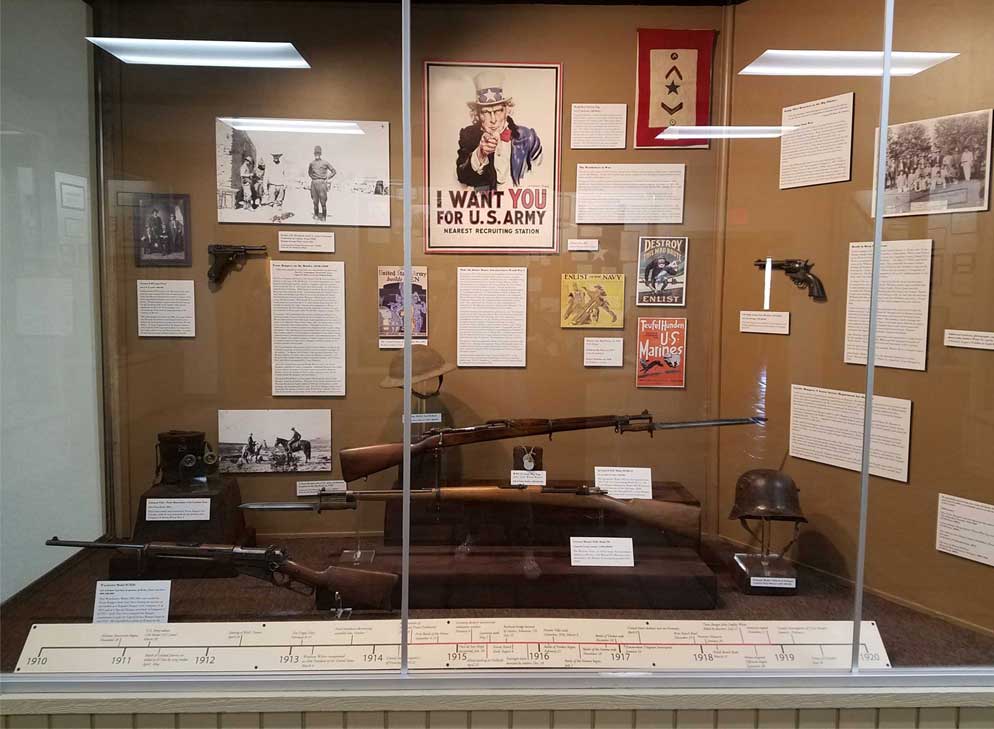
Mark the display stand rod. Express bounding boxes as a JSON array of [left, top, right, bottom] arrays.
[[400, 0, 413, 677], [851, 0, 895, 675]]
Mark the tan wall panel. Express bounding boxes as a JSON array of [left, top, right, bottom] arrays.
[[218, 715, 260, 729], [259, 715, 301, 729], [634, 711, 675, 729], [719, 0, 994, 633], [837, 709, 876, 729], [672, 711, 714, 729], [591, 711, 634, 729], [714, 710, 755, 728], [511, 712, 552, 729], [94, 717, 136, 729], [467, 711, 509, 729]]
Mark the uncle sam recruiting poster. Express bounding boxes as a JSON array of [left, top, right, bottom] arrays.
[[424, 61, 562, 253]]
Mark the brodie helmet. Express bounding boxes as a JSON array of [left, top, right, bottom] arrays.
[[728, 469, 806, 522]]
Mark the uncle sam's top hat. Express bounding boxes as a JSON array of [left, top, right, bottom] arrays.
[[468, 70, 512, 109]]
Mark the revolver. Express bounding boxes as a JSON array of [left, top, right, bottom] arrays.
[[208, 244, 267, 285], [754, 258, 827, 301]]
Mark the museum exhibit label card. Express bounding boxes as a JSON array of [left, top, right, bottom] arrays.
[[296, 480, 346, 496], [271, 260, 345, 396], [575, 164, 685, 224], [511, 469, 547, 486], [378, 265, 428, 348], [944, 329, 994, 350], [779, 92, 854, 189], [584, 337, 624, 367], [845, 239, 932, 371], [740, 311, 790, 335], [137, 279, 195, 337], [637, 236, 688, 306], [936, 494, 994, 568], [146, 498, 210, 521], [570, 103, 627, 149], [567, 238, 599, 252], [561, 274, 624, 328], [594, 466, 652, 499], [789, 384, 911, 482], [93, 581, 170, 624], [636, 317, 686, 388], [457, 267, 527, 367], [278, 230, 336, 253], [570, 537, 635, 567]]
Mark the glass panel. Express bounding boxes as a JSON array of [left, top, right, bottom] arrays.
[[860, 0, 994, 669]]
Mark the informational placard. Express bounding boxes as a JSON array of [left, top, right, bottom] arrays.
[[936, 494, 994, 568], [137, 280, 195, 337], [510, 469, 547, 486], [146, 498, 210, 521], [570, 103, 627, 149], [751, 577, 797, 589], [594, 466, 652, 499], [16, 618, 890, 672], [567, 238, 599, 252], [93, 582, 170, 624], [740, 311, 790, 335], [789, 384, 912, 483], [457, 267, 527, 367], [583, 337, 624, 367], [575, 164, 685, 224], [779, 92, 854, 189], [407, 412, 443, 424], [944, 329, 994, 350], [845, 240, 932, 371], [569, 537, 635, 567], [296, 480, 346, 497], [271, 261, 346, 396], [278, 230, 336, 253]]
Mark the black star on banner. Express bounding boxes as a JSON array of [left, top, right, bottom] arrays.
[[666, 80, 680, 94]]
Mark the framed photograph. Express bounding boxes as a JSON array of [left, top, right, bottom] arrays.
[[634, 29, 717, 149], [424, 60, 562, 254], [636, 317, 686, 388], [217, 409, 332, 474], [560, 273, 625, 329], [215, 117, 390, 227], [134, 193, 191, 267], [637, 236, 688, 306], [873, 108, 992, 218]]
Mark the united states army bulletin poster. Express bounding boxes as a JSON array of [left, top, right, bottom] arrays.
[[425, 61, 562, 253]]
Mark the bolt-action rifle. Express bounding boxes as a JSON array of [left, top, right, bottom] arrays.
[[338, 413, 765, 483], [243, 483, 708, 541], [46, 538, 398, 610]]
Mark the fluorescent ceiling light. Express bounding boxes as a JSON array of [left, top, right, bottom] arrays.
[[86, 38, 309, 68], [659, 125, 795, 139], [739, 50, 957, 77], [218, 117, 364, 135]]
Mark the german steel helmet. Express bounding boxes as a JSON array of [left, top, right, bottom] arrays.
[[728, 469, 807, 522]]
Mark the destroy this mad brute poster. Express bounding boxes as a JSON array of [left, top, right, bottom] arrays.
[[634, 29, 716, 149], [560, 273, 625, 329], [637, 236, 688, 306], [636, 317, 687, 388], [425, 61, 562, 253]]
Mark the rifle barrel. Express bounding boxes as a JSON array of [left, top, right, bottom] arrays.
[[47, 538, 141, 550], [648, 416, 765, 430]]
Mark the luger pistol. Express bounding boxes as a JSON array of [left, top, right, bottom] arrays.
[[208, 244, 268, 285]]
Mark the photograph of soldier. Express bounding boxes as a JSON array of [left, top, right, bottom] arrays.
[[877, 108, 991, 217], [308, 145, 337, 221], [218, 409, 332, 474], [134, 193, 192, 267], [216, 117, 390, 227], [456, 71, 543, 191]]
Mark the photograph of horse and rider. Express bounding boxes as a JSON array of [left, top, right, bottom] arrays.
[[217, 409, 332, 473]]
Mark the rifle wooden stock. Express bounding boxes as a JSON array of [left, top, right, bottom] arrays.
[[279, 560, 398, 610], [339, 413, 651, 482]]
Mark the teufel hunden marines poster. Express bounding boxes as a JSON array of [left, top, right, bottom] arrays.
[[425, 61, 562, 253], [636, 317, 686, 388]]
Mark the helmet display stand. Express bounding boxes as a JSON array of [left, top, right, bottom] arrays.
[[728, 469, 807, 596]]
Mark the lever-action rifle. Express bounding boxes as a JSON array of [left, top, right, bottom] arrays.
[[242, 484, 703, 542], [338, 413, 765, 482], [46, 538, 398, 610]]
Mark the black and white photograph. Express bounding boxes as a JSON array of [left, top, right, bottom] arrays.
[[215, 117, 390, 227], [218, 409, 332, 473], [875, 108, 991, 218], [134, 194, 191, 267]]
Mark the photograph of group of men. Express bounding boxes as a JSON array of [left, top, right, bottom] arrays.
[[236, 146, 335, 222], [134, 193, 191, 267]]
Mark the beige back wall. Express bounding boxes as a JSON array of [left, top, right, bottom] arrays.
[[719, 0, 994, 635]]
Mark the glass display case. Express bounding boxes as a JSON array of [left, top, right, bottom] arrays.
[[1, 0, 992, 693]]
